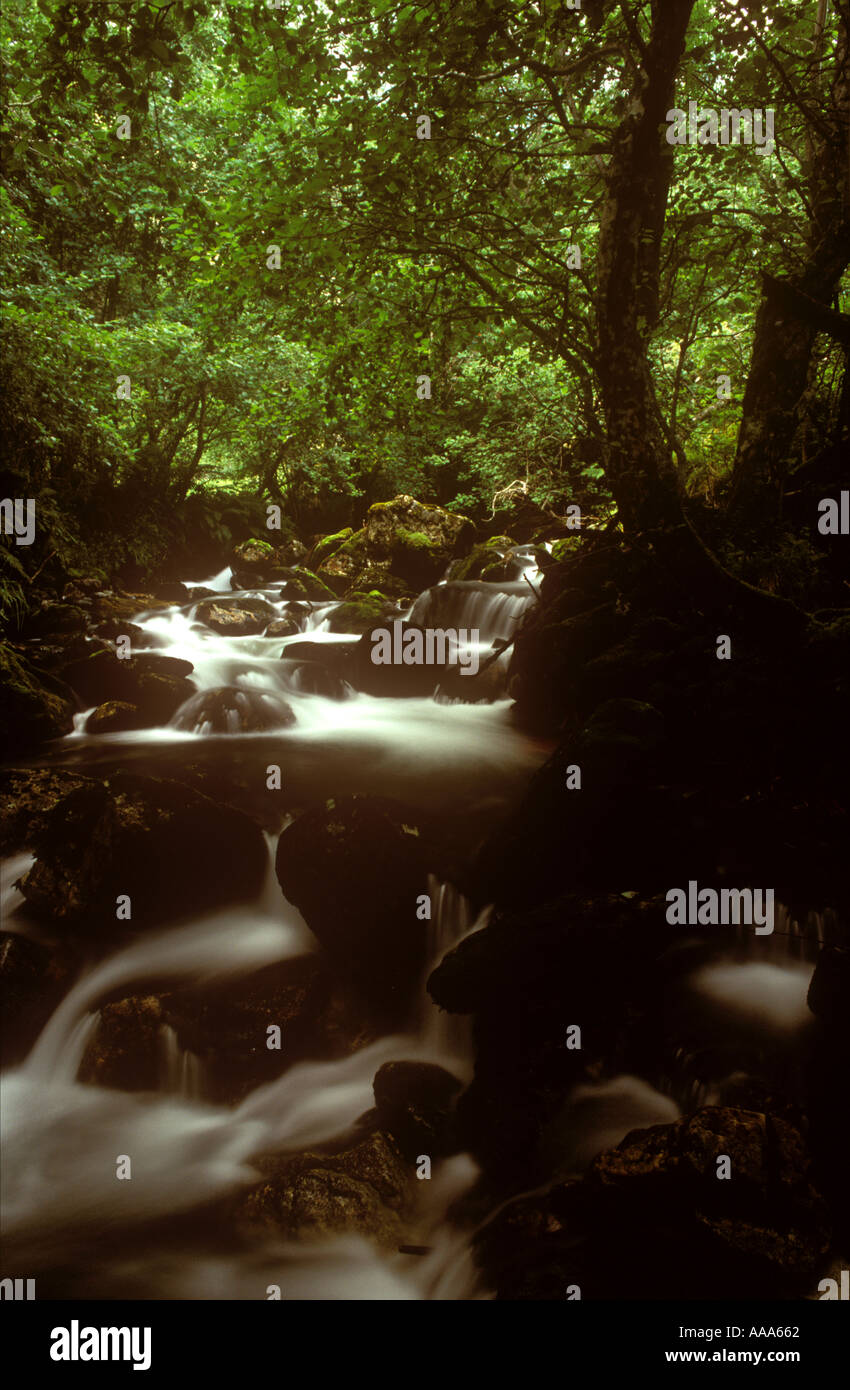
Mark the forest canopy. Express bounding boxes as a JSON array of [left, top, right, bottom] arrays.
[[1, 0, 847, 598]]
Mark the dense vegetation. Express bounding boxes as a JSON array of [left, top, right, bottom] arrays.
[[2, 0, 846, 621]]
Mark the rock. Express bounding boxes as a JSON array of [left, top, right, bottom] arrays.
[[279, 639, 360, 685], [275, 567, 336, 602], [373, 1061, 463, 1160], [22, 601, 88, 640], [275, 796, 446, 1013], [154, 582, 190, 603], [325, 591, 395, 635], [171, 685, 296, 733], [279, 661, 350, 700], [476, 1106, 830, 1299], [238, 1131, 410, 1248], [449, 543, 517, 583], [807, 946, 850, 1026], [230, 537, 307, 588], [85, 700, 142, 734], [93, 619, 146, 644], [0, 768, 93, 853], [195, 597, 275, 635], [0, 643, 76, 750], [435, 656, 506, 704], [79, 995, 165, 1091], [476, 698, 667, 908], [0, 932, 73, 1066], [350, 623, 445, 697], [264, 615, 301, 639], [364, 495, 475, 587], [60, 649, 195, 727], [309, 527, 353, 569], [19, 772, 268, 931]]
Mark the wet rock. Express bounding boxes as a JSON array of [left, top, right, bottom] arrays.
[[0, 932, 73, 1066], [171, 685, 296, 733], [279, 639, 360, 685], [19, 772, 268, 932], [59, 649, 195, 727], [365, 495, 474, 587], [309, 527, 353, 569], [22, 601, 88, 640], [154, 581, 190, 603], [325, 591, 396, 635], [275, 796, 447, 1014], [0, 768, 94, 853], [264, 615, 301, 639], [476, 1106, 830, 1299], [279, 661, 350, 700], [195, 597, 275, 636], [349, 623, 443, 697], [275, 567, 336, 601], [79, 995, 164, 1091], [238, 1131, 410, 1248], [435, 656, 506, 704], [0, 643, 76, 750], [373, 1061, 463, 1160], [230, 537, 307, 588], [85, 700, 142, 734], [476, 698, 667, 908], [93, 618, 146, 645]]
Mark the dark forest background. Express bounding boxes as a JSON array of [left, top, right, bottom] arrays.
[[1, 0, 847, 619]]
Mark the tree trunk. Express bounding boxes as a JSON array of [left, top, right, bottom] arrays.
[[595, 0, 695, 534], [728, 9, 850, 522]]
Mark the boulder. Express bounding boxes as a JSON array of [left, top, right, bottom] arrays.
[[59, 649, 195, 727], [0, 767, 93, 854], [238, 1131, 410, 1249], [373, 1060, 463, 1160], [0, 643, 75, 750], [279, 661, 350, 701], [230, 537, 307, 588], [365, 496, 474, 586], [325, 592, 396, 635], [195, 597, 276, 635], [79, 995, 165, 1091], [264, 615, 302, 640], [476, 1106, 831, 1299], [275, 796, 447, 1013], [275, 567, 336, 602], [22, 601, 88, 640], [85, 700, 143, 734], [171, 685, 296, 734], [19, 772, 268, 932], [309, 527, 353, 569]]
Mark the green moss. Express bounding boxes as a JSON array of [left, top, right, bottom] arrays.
[[327, 591, 388, 634], [395, 528, 436, 552], [311, 527, 353, 568]]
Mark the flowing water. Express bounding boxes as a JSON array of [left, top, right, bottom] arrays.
[[0, 559, 822, 1298]]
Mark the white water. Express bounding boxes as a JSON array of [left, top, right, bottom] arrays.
[[0, 561, 826, 1299]]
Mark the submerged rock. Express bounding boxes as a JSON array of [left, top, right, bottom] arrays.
[[171, 685, 296, 734], [19, 772, 268, 932]]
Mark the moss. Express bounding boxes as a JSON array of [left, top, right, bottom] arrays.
[[326, 592, 388, 634], [244, 538, 274, 554], [395, 528, 436, 552], [311, 527, 353, 568], [551, 536, 583, 563], [0, 642, 75, 748]]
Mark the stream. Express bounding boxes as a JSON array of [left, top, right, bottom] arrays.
[[0, 558, 826, 1299]]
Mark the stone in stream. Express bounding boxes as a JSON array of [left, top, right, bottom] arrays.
[[230, 536, 307, 588], [0, 931, 75, 1067], [171, 685, 296, 734], [194, 597, 275, 635], [19, 772, 268, 932], [0, 767, 93, 853], [237, 1130, 410, 1250], [59, 648, 195, 726], [373, 1060, 463, 1160], [264, 615, 301, 639], [85, 699, 143, 734], [474, 1106, 831, 1300], [279, 660, 350, 701], [275, 795, 452, 1016]]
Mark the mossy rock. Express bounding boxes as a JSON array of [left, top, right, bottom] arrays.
[[0, 643, 76, 750], [551, 536, 583, 563], [326, 592, 392, 634], [278, 567, 336, 601], [450, 543, 512, 583], [309, 527, 353, 569]]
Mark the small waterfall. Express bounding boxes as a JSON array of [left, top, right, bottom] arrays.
[[408, 581, 536, 644], [159, 1024, 205, 1100]]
